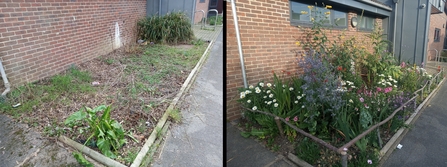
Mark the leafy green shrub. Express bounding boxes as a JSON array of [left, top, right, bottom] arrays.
[[296, 137, 320, 165], [65, 105, 136, 159], [208, 15, 222, 25], [137, 12, 194, 44]]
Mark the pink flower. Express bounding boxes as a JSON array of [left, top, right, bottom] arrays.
[[359, 97, 364, 103], [367, 159, 372, 164], [285, 117, 290, 122], [400, 62, 406, 68], [376, 87, 382, 92], [293, 116, 298, 122], [384, 87, 393, 93]]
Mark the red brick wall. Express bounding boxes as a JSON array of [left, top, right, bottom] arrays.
[[427, 13, 447, 61], [194, 0, 209, 24], [0, 0, 146, 85], [226, 0, 383, 121]]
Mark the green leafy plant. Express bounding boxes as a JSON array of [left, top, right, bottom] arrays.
[[65, 105, 136, 159], [296, 137, 320, 165], [208, 15, 222, 25], [73, 151, 94, 167], [137, 12, 194, 44]]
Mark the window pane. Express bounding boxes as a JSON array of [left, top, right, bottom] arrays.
[[313, 7, 331, 24], [291, 2, 311, 21], [359, 16, 374, 29], [333, 11, 346, 26], [366, 17, 374, 29]]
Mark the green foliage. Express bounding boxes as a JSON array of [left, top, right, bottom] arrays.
[[169, 108, 182, 123], [73, 151, 94, 167], [137, 12, 194, 44], [208, 15, 222, 25], [296, 137, 320, 165], [65, 105, 133, 159]]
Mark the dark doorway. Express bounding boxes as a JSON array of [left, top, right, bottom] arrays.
[[217, 0, 223, 13], [208, 0, 218, 17]]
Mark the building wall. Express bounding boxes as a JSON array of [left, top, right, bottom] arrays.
[[194, 0, 209, 24], [427, 13, 447, 61], [226, 0, 383, 121], [0, 0, 146, 85]]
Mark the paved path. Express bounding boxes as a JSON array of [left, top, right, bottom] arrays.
[[381, 79, 447, 167], [226, 121, 297, 167], [192, 25, 222, 42], [151, 31, 223, 167]]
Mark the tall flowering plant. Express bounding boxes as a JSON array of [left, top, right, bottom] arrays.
[[297, 50, 345, 136]]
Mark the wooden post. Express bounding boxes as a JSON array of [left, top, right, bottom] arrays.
[[341, 150, 348, 167], [275, 117, 285, 138]]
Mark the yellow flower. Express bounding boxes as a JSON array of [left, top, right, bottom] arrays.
[[325, 5, 332, 9], [361, 46, 366, 49], [295, 41, 301, 46], [340, 36, 345, 39], [325, 11, 330, 15], [300, 11, 308, 14], [308, 5, 314, 9], [311, 17, 315, 21]]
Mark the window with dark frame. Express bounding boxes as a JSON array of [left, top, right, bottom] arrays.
[[200, 0, 205, 3], [358, 15, 375, 30], [435, 28, 441, 42], [289, 1, 347, 27]]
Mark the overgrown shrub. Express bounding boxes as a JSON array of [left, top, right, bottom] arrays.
[[137, 12, 194, 44]]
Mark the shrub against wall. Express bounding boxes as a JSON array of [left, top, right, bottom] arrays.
[[137, 12, 194, 44]]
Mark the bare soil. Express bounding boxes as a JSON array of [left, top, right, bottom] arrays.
[[0, 43, 205, 166]]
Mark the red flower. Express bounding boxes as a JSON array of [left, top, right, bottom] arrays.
[[337, 66, 343, 71], [287, 71, 291, 75]]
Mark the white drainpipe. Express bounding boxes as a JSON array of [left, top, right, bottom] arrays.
[[0, 60, 10, 96]]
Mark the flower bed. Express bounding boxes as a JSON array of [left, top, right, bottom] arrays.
[[236, 4, 444, 166]]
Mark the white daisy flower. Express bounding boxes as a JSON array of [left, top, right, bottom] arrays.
[[252, 106, 257, 110]]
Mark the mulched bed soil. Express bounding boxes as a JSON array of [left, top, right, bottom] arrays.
[[1, 44, 202, 165]]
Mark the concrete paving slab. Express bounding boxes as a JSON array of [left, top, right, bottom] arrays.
[[151, 31, 223, 167], [226, 123, 287, 167]]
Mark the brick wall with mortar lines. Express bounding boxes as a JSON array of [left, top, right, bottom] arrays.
[[0, 0, 146, 85], [427, 13, 447, 61], [194, 0, 209, 24], [226, 0, 383, 121]]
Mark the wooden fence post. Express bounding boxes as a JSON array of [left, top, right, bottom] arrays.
[[275, 117, 285, 138]]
